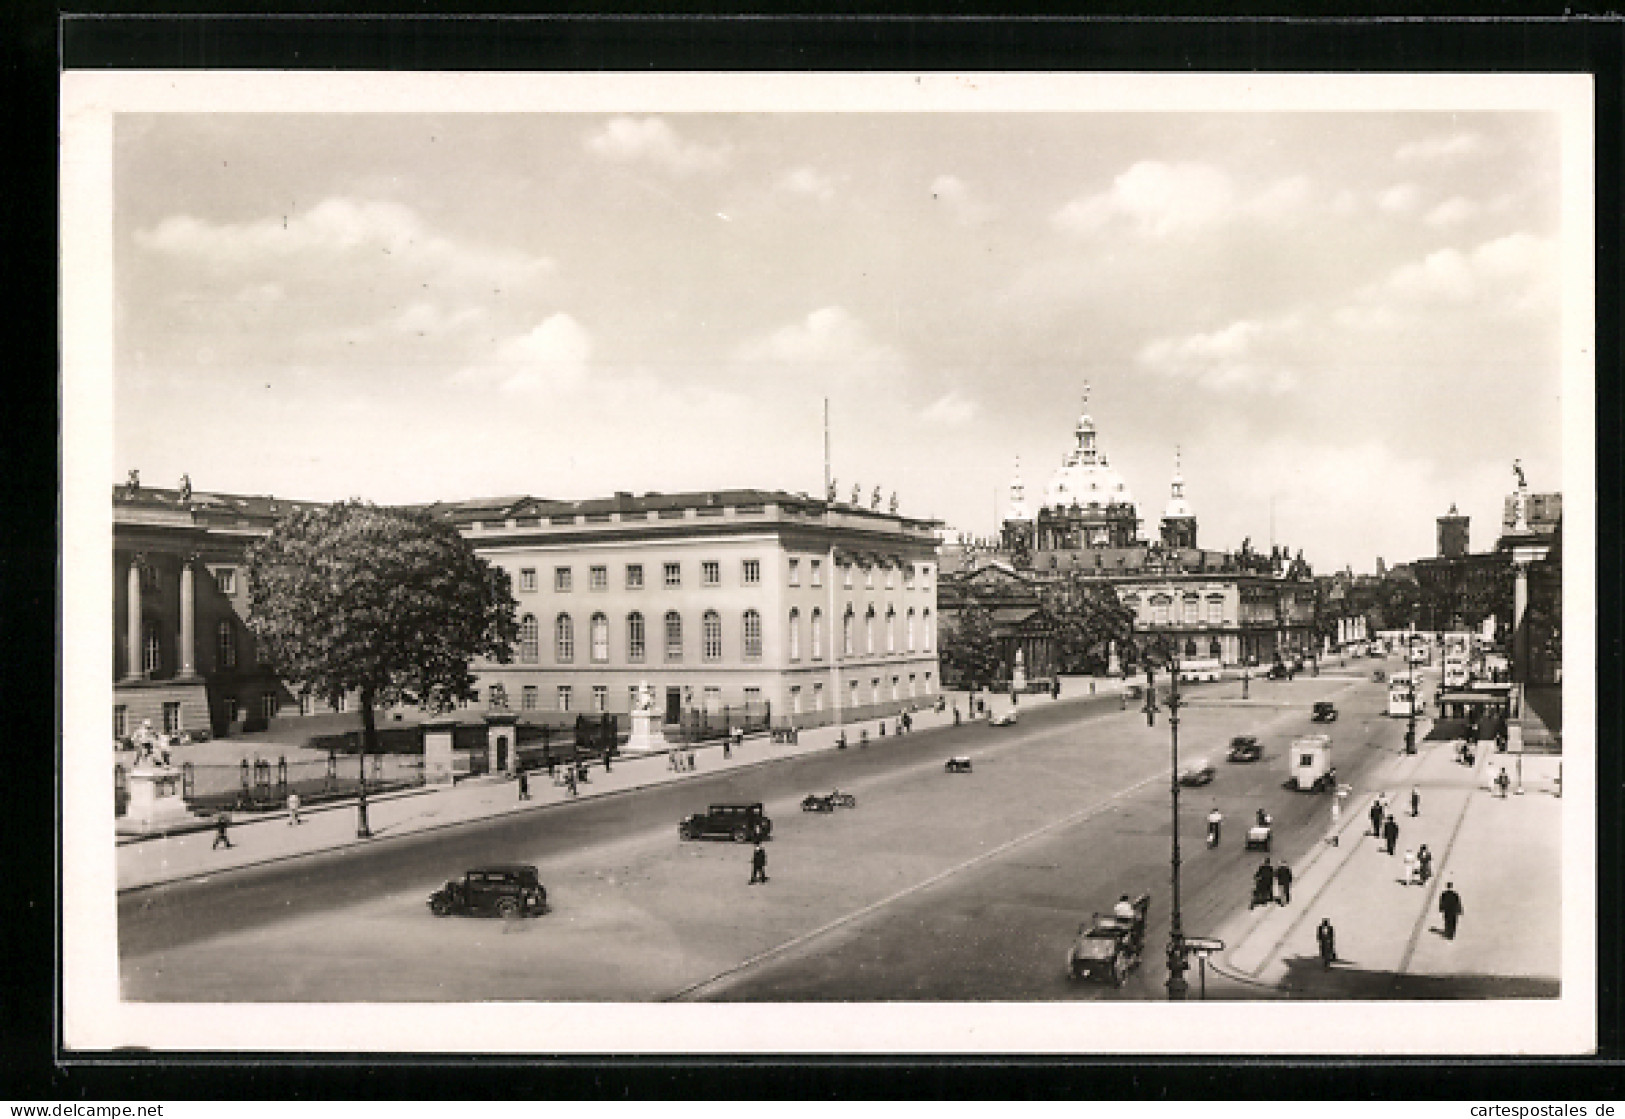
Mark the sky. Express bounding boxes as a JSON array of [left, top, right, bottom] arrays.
[[112, 106, 1567, 573]]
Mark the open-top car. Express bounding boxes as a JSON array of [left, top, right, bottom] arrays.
[[680, 802, 772, 842], [801, 793, 836, 813], [944, 756, 973, 773], [1177, 758, 1216, 786], [428, 865, 548, 918], [1246, 810, 1274, 851], [1311, 701, 1338, 723], [1067, 892, 1150, 985], [1227, 736, 1262, 763], [1267, 663, 1292, 680], [989, 709, 1019, 727]]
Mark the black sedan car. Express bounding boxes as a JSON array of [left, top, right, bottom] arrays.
[[1312, 701, 1339, 722], [428, 865, 548, 918], [1227, 736, 1263, 762]]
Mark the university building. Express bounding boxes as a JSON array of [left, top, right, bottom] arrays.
[[112, 478, 942, 742]]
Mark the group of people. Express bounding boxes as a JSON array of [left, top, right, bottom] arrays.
[[1368, 792, 1408, 855], [667, 749, 699, 773], [1249, 856, 1294, 908], [128, 720, 175, 768]]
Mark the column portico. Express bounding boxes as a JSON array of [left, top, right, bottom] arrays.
[[125, 556, 143, 680], [179, 557, 198, 679]]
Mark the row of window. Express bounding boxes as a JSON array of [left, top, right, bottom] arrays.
[[514, 606, 935, 665], [1126, 593, 1227, 626], [485, 672, 937, 715], [516, 558, 935, 594], [127, 620, 258, 675]]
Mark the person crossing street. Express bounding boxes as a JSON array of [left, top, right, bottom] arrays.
[[1316, 918, 1337, 968], [1440, 882, 1464, 939], [749, 842, 768, 885], [1274, 862, 1293, 905]]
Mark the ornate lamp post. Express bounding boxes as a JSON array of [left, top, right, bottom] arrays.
[[1405, 631, 1419, 754], [1164, 653, 1189, 1001]]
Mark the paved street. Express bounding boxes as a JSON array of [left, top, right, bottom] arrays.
[[118, 658, 1557, 1003]]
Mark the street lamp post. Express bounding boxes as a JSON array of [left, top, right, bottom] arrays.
[[1163, 654, 1189, 1001], [1405, 632, 1418, 754]]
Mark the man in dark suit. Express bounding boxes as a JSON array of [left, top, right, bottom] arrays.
[[1440, 883, 1464, 939]]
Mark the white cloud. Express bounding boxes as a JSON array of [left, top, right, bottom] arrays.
[[735, 306, 906, 374], [390, 301, 487, 335], [1423, 196, 1482, 228], [1384, 232, 1555, 308], [452, 313, 593, 395], [930, 174, 995, 224], [1053, 160, 1235, 238], [1377, 183, 1422, 215], [1396, 131, 1486, 163], [585, 117, 728, 175], [134, 196, 551, 290], [921, 390, 979, 427], [1136, 319, 1298, 394], [1247, 175, 1314, 218], [777, 166, 837, 202]]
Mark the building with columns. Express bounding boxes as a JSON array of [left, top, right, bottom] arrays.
[[112, 478, 943, 742]]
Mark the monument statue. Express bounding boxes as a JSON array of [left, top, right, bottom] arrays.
[[635, 680, 654, 713], [179, 473, 192, 503], [889, 491, 899, 514], [851, 482, 862, 505], [827, 477, 838, 502], [125, 469, 140, 498], [871, 486, 882, 511], [1513, 458, 1527, 489]]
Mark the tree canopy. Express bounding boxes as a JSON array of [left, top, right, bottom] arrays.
[[939, 598, 1003, 691], [246, 501, 519, 749], [1039, 573, 1134, 675]]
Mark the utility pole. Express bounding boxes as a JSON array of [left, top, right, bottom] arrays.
[[1165, 653, 1189, 1001]]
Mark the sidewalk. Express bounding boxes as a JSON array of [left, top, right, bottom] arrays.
[[1212, 725, 1562, 998], [116, 676, 1125, 893]]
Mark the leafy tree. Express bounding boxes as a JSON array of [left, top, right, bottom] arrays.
[[246, 501, 519, 831], [1040, 573, 1134, 674], [940, 597, 1003, 691]]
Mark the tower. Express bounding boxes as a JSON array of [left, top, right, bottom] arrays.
[[1437, 502, 1469, 558], [1159, 446, 1198, 549], [1000, 455, 1035, 557]]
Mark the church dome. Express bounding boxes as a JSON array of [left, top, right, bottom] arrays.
[[1041, 397, 1135, 511]]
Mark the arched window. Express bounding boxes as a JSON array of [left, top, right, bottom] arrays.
[[865, 606, 876, 655], [907, 607, 916, 652], [143, 622, 162, 676], [664, 611, 683, 661], [555, 613, 574, 662], [788, 608, 801, 661], [217, 620, 236, 670], [518, 614, 539, 663], [1184, 638, 1198, 657], [811, 607, 824, 660], [842, 608, 854, 656], [885, 607, 896, 654], [702, 610, 722, 660], [627, 612, 645, 662], [590, 613, 609, 663], [922, 609, 932, 652], [742, 609, 762, 659], [1209, 637, 1222, 657]]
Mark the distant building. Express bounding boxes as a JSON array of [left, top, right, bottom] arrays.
[[1437, 503, 1470, 558]]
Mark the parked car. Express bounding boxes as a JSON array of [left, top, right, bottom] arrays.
[[1227, 735, 1263, 763], [801, 793, 836, 813], [1177, 758, 1216, 786], [990, 709, 1019, 727], [1246, 811, 1273, 851], [679, 802, 772, 842], [1266, 663, 1292, 680], [944, 756, 973, 773], [1311, 701, 1338, 723], [428, 865, 548, 918]]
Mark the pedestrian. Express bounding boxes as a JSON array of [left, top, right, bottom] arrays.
[[723, 736, 732, 759], [565, 769, 578, 797], [603, 750, 612, 774], [1316, 918, 1337, 968], [1275, 862, 1293, 905], [212, 811, 234, 849], [1251, 857, 1274, 908], [1440, 882, 1464, 939], [1052, 679, 1061, 700], [1410, 785, 1421, 817], [952, 705, 961, 726], [749, 841, 768, 885], [1369, 799, 1384, 837], [1402, 848, 1416, 885], [517, 770, 530, 801], [1383, 814, 1400, 856], [1496, 768, 1511, 798], [1416, 844, 1434, 885], [286, 791, 302, 825], [902, 711, 913, 733]]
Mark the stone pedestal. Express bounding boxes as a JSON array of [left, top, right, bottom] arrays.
[[1107, 641, 1122, 678], [423, 718, 459, 785], [623, 707, 669, 756], [125, 764, 192, 829], [1011, 648, 1027, 693]]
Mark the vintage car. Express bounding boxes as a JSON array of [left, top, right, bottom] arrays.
[[1067, 893, 1150, 985], [944, 756, 973, 773], [989, 709, 1019, 727], [1266, 663, 1292, 681], [679, 802, 773, 842], [1227, 736, 1263, 763], [428, 865, 548, 918], [1287, 734, 1337, 793], [1246, 811, 1274, 851], [1311, 701, 1339, 723], [1177, 758, 1216, 786], [801, 793, 836, 813]]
